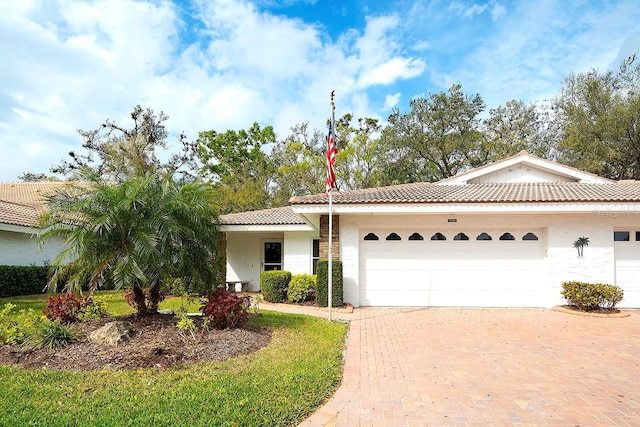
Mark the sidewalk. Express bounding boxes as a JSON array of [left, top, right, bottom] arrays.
[[260, 300, 355, 322]]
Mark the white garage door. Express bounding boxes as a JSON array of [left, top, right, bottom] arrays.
[[360, 229, 547, 307], [614, 230, 640, 308]]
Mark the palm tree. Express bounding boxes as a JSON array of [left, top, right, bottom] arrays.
[[573, 236, 590, 257], [40, 175, 222, 316]]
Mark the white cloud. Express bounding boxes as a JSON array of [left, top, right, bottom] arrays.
[[0, 0, 425, 180], [432, 1, 640, 109], [384, 93, 401, 110], [3, 0, 636, 183], [490, 1, 506, 22], [358, 57, 425, 87], [448, 1, 487, 19], [0, 0, 180, 179]]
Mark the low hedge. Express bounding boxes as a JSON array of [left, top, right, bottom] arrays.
[[260, 270, 291, 303], [316, 260, 343, 308], [0, 265, 49, 297], [287, 274, 316, 303], [561, 281, 624, 311]]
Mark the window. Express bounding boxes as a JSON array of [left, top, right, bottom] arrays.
[[386, 232, 401, 241], [499, 232, 515, 241], [263, 242, 282, 271], [430, 232, 446, 241], [614, 231, 630, 241], [364, 232, 379, 241], [408, 232, 424, 241], [312, 239, 320, 274], [522, 232, 538, 241], [476, 232, 492, 241], [636, 231, 640, 242], [453, 232, 469, 241]]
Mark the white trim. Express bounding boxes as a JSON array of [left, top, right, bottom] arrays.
[[293, 202, 640, 215], [0, 223, 39, 234], [219, 224, 314, 232], [440, 153, 610, 185]]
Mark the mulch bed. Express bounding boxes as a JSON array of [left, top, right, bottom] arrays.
[[0, 314, 271, 371], [552, 305, 630, 318]]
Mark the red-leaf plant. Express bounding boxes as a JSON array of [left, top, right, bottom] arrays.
[[200, 289, 251, 329]]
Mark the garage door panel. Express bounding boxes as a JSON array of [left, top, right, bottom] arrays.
[[360, 229, 546, 307], [614, 240, 640, 307]]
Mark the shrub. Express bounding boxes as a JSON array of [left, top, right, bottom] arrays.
[[561, 281, 624, 310], [316, 260, 343, 308], [0, 303, 17, 345], [287, 274, 316, 303], [260, 271, 291, 303], [79, 296, 110, 321], [0, 265, 49, 297], [43, 294, 89, 324], [175, 311, 198, 339], [200, 288, 251, 329], [0, 303, 42, 345], [27, 320, 77, 349]]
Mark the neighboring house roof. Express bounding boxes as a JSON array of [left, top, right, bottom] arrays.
[[0, 200, 41, 227], [219, 206, 306, 226], [0, 181, 74, 228], [288, 182, 640, 205]]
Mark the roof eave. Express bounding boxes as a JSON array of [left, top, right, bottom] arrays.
[[219, 224, 316, 232], [0, 223, 40, 234], [292, 201, 640, 214]]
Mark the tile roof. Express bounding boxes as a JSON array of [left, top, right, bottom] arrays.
[[0, 201, 41, 227], [0, 182, 73, 227], [289, 182, 640, 205], [219, 206, 306, 226]]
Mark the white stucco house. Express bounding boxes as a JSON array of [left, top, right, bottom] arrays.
[[219, 151, 640, 308], [0, 182, 66, 266]]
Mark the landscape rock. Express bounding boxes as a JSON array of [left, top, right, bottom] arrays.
[[89, 321, 133, 346]]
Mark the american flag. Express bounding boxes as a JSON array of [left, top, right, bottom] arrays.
[[325, 123, 337, 197]]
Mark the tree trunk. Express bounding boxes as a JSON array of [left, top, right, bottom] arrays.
[[147, 280, 161, 314], [133, 286, 147, 317]]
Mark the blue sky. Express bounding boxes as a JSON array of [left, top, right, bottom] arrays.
[[1, 0, 639, 181]]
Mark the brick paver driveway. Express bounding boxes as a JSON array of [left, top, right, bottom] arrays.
[[301, 308, 640, 426]]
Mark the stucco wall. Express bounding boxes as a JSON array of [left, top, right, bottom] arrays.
[[225, 232, 283, 291], [340, 212, 629, 307], [283, 231, 319, 275], [0, 229, 65, 266]]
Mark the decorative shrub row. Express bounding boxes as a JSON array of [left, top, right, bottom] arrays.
[[561, 281, 624, 310], [316, 260, 343, 308], [0, 265, 49, 297], [1, 302, 77, 348], [260, 271, 291, 303], [43, 293, 110, 324]]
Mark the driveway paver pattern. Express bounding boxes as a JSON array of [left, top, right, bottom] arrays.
[[300, 307, 640, 426]]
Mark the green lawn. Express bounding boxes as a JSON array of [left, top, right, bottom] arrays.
[[0, 292, 348, 426]]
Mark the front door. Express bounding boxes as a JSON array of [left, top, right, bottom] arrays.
[[263, 242, 282, 271]]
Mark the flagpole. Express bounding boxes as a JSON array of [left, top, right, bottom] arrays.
[[328, 90, 335, 322]]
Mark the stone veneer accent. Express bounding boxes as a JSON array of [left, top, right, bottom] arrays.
[[319, 214, 340, 260], [218, 232, 227, 285]]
